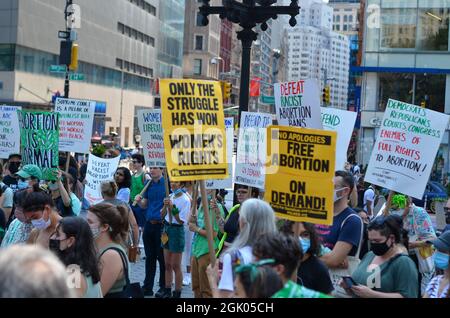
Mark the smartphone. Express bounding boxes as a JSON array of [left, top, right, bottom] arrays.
[[342, 276, 357, 289]]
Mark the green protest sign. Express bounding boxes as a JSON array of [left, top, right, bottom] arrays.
[[17, 110, 60, 181]]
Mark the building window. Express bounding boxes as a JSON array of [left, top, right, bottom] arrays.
[[343, 25, 348, 31], [381, 8, 417, 49], [417, 8, 450, 51], [0, 44, 15, 71], [336, 15, 340, 22], [195, 35, 203, 50], [349, 15, 353, 23], [196, 13, 203, 26], [193, 59, 202, 75], [344, 15, 347, 22]]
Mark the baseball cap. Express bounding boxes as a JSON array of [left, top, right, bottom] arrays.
[[427, 231, 450, 253], [17, 164, 43, 180]]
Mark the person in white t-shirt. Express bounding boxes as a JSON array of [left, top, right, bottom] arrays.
[[206, 199, 277, 298], [160, 182, 191, 298], [363, 185, 376, 218]]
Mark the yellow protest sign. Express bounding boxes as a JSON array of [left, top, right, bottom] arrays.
[[160, 79, 227, 181], [264, 126, 336, 225]]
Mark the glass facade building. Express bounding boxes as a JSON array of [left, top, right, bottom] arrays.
[[359, 0, 450, 176], [157, 0, 185, 78]]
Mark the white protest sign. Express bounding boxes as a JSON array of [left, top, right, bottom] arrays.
[[0, 106, 21, 159], [84, 154, 120, 205], [137, 109, 165, 167], [365, 99, 449, 199], [206, 117, 234, 189], [274, 79, 323, 129], [321, 107, 357, 171], [56, 98, 95, 153], [235, 112, 272, 189]]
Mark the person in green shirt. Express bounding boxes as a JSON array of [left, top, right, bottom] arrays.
[[189, 189, 225, 298], [344, 215, 419, 298], [252, 232, 331, 298]]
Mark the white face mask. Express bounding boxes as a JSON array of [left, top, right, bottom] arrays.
[[31, 215, 51, 230], [390, 209, 404, 217], [90, 226, 101, 239], [48, 182, 59, 191], [334, 187, 348, 203]]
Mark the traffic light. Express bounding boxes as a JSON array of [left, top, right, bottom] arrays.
[[59, 40, 73, 66], [322, 86, 330, 105], [69, 43, 78, 71], [220, 81, 232, 100]]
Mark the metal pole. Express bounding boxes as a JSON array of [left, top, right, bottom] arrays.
[[63, 0, 73, 99], [239, 36, 252, 120], [119, 69, 124, 145]]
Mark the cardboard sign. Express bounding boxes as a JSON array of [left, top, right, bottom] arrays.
[[17, 110, 59, 181], [264, 126, 336, 225], [321, 107, 357, 171], [0, 106, 21, 159], [274, 79, 323, 129], [55, 98, 95, 153], [365, 99, 449, 199], [84, 154, 121, 205], [160, 79, 227, 181], [137, 109, 165, 167], [235, 112, 272, 189], [206, 117, 234, 189]]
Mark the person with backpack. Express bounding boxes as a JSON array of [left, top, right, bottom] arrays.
[[130, 154, 150, 228], [215, 199, 277, 297], [342, 215, 418, 298], [87, 202, 129, 298], [316, 170, 363, 297]]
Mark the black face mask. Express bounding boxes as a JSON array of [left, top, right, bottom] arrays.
[[446, 214, 450, 225], [370, 240, 392, 256], [8, 162, 20, 174], [49, 239, 61, 253]]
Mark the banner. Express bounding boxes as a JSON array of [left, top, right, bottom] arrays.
[[0, 106, 21, 159], [264, 126, 336, 225], [55, 98, 95, 153], [160, 79, 227, 181], [206, 117, 234, 189], [84, 154, 120, 205], [321, 107, 357, 171], [17, 110, 59, 181], [365, 99, 449, 199], [137, 109, 165, 167], [235, 112, 272, 189], [274, 79, 323, 129]]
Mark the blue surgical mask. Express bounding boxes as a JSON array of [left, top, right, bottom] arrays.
[[433, 251, 449, 270], [17, 180, 29, 190], [31, 215, 51, 230], [299, 237, 311, 254]]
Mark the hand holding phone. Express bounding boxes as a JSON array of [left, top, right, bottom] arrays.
[[342, 276, 357, 289]]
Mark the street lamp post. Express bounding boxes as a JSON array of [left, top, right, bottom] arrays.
[[199, 0, 299, 123]]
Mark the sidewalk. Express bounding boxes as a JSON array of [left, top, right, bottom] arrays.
[[129, 248, 195, 299]]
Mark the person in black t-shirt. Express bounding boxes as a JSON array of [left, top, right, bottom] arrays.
[[3, 154, 22, 193], [279, 220, 334, 295]]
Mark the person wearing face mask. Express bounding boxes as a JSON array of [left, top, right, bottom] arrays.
[[2, 154, 22, 192], [343, 215, 418, 298], [49, 217, 102, 298], [316, 171, 363, 297], [47, 169, 79, 217], [1, 190, 33, 247], [0, 163, 14, 225], [22, 191, 62, 248], [16, 164, 42, 192], [87, 202, 130, 298], [424, 231, 450, 298]]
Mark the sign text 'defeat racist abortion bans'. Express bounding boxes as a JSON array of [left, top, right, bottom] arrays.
[[160, 79, 227, 181], [17, 110, 59, 181], [274, 79, 323, 129], [265, 126, 336, 225], [365, 99, 449, 199]]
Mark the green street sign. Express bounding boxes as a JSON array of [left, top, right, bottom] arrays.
[[49, 65, 67, 73], [69, 73, 85, 81], [261, 95, 275, 104]]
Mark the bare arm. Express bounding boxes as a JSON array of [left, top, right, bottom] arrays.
[[128, 209, 139, 246], [99, 250, 124, 296], [320, 241, 354, 269], [349, 184, 358, 208]]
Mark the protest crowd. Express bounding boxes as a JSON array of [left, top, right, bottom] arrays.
[[0, 79, 449, 300]]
